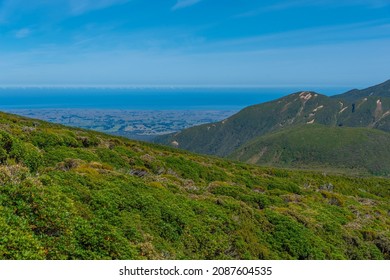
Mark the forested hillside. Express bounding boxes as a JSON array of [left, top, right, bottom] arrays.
[[0, 112, 389, 260], [155, 80, 390, 175], [230, 125, 390, 176]]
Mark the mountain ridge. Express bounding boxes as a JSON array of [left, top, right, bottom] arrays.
[[332, 79, 390, 103], [154, 79, 390, 175]]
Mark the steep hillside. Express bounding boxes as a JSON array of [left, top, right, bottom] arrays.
[[335, 96, 390, 131], [154, 80, 390, 175], [156, 92, 341, 156], [230, 125, 390, 176], [333, 79, 390, 103], [0, 111, 389, 260]]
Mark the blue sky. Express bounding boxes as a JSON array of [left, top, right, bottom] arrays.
[[0, 0, 390, 87]]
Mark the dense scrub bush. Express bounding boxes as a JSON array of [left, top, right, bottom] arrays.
[[9, 141, 43, 172], [0, 147, 7, 163], [0, 112, 389, 260], [95, 148, 129, 169], [0, 131, 13, 152], [44, 146, 99, 166], [77, 135, 100, 148], [165, 156, 227, 183], [31, 131, 64, 148]]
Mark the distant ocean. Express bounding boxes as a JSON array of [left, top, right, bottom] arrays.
[[0, 87, 349, 110]]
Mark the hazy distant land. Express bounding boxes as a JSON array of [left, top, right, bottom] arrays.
[[0, 87, 348, 141], [5, 109, 236, 141]]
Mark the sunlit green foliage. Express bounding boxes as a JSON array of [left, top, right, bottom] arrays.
[[231, 124, 390, 176], [0, 112, 389, 260]]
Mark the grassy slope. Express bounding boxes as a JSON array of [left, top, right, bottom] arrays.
[[0, 112, 389, 260], [155, 92, 341, 156], [155, 87, 390, 177], [155, 92, 390, 157], [230, 124, 390, 176]]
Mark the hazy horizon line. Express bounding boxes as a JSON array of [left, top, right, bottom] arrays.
[[0, 84, 355, 89]]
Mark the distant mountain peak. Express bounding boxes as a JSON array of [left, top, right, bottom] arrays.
[[332, 79, 390, 102], [299, 91, 316, 100], [155, 79, 390, 162]]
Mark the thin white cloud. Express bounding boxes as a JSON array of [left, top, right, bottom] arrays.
[[15, 28, 31, 38], [2, 38, 390, 86], [172, 0, 202, 11]]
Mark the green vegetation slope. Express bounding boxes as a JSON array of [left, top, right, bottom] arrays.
[[230, 125, 390, 176], [155, 92, 341, 156], [154, 80, 390, 175], [333, 79, 390, 103], [0, 111, 389, 260]]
